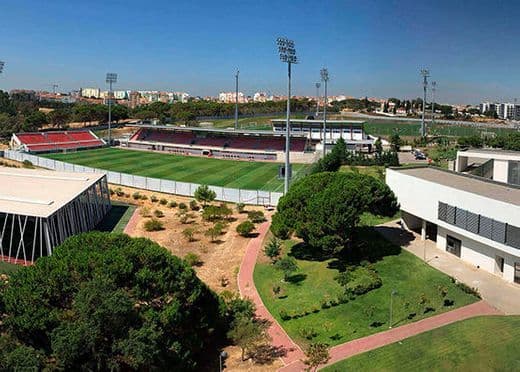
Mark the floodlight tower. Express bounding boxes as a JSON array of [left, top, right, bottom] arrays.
[[234, 69, 239, 130], [106, 73, 118, 145], [52, 83, 58, 95], [420, 69, 429, 137], [276, 37, 298, 194], [0, 61, 5, 80], [320, 68, 329, 156], [315, 82, 321, 117], [431, 81, 437, 126]]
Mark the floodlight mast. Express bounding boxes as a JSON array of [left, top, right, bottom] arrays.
[[106, 73, 118, 145], [235, 69, 239, 130], [0, 61, 5, 75], [277, 37, 298, 194], [420, 69, 429, 137], [431, 81, 437, 126], [320, 68, 329, 157], [315, 82, 321, 117]]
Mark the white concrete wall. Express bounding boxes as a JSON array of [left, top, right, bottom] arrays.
[[493, 159, 509, 183], [437, 225, 517, 282]]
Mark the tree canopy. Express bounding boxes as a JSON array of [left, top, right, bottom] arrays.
[[0, 232, 227, 371], [272, 172, 399, 255]]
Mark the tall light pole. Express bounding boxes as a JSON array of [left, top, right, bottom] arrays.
[[277, 37, 298, 194], [0, 61, 5, 80], [320, 68, 329, 157], [52, 83, 58, 95], [315, 82, 321, 117], [420, 69, 429, 137], [431, 81, 437, 127], [234, 69, 239, 130], [106, 73, 118, 145]]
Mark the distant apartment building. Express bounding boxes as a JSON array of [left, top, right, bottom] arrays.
[[81, 87, 101, 99], [219, 91, 247, 103], [480, 101, 520, 120], [253, 92, 268, 102]]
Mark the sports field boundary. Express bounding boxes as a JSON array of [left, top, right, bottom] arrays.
[[3, 150, 284, 206]]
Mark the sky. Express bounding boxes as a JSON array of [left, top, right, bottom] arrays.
[[1, 0, 520, 104]]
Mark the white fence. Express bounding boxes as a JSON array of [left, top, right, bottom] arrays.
[[3, 150, 283, 206]]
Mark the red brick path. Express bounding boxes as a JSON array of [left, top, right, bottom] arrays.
[[123, 207, 140, 235], [237, 221, 306, 365]]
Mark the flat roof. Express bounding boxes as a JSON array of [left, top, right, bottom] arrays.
[[127, 124, 308, 137], [391, 166, 520, 206], [459, 148, 520, 159], [0, 167, 105, 218], [271, 119, 365, 126]]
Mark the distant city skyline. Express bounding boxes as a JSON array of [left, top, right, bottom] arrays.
[[2, 0, 520, 104]]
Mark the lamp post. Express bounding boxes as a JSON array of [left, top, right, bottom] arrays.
[[315, 82, 321, 117], [320, 68, 329, 156], [389, 289, 398, 328], [106, 72, 118, 145], [431, 81, 437, 127], [420, 69, 429, 137], [277, 37, 298, 194], [219, 351, 228, 372], [234, 69, 239, 130], [0, 61, 5, 78]]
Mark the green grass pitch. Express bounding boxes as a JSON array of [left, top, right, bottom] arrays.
[[43, 147, 310, 192]]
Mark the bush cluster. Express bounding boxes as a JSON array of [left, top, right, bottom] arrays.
[[335, 266, 382, 296]]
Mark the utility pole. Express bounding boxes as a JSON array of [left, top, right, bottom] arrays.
[[431, 81, 437, 127], [315, 82, 321, 117], [420, 69, 429, 137], [277, 37, 298, 194], [234, 69, 239, 130], [106, 73, 118, 146], [321, 68, 329, 157]]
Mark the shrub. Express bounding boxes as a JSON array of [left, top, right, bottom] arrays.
[[189, 200, 199, 211], [179, 214, 189, 224], [140, 207, 151, 218], [22, 160, 34, 168], [179, 202, 187, 210], [299, 327, 318, 340], [247, 210, 266, 223], [115, 187, 124, 197], [144, 218, 164, 231], [140, 194, 148, 201], [336, 266, 382, 296], [236, 203, 245, 213], [236, 221, 255, 237], [159, 198, 168, 205], [321, 300, 330, 309], [150, 195, 159, 203], [455, 281, 481, 298], [279, 309, 291, 321], [270, 214, 291, 240], [153, 209, 164, 218], [443, 298, 454, 307], [109, 188, 115, 196], [264, 237, 282, 263], [184, 252, 202, 267], [182, 227, 197, 242], [202, 204, 232, 222], [168, 200, 178, 208], [205, 223, 224, 242], [132, 192, 141, 200]]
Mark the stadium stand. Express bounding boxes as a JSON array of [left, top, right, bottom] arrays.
[[128, 128, 309, 154], [11, 130, 105, 153]]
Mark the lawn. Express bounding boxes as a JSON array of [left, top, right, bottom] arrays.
[[253, 228, 478, 348], [95, 202, 136, 233], [364, 120, 515, 138], [42, 147, 310, 192], [323, 316, 520, 371], [207, 113, 308, 129], [0, 261, 21, 275]]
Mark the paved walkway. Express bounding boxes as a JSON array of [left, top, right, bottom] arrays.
[[376, 221, 520, 315], [123, 207, 140, 235], [237, 221, 305, 366], [279, 300, 500, 372]]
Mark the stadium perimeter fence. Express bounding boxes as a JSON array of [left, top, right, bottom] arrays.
[[3, 150, 283, 206]]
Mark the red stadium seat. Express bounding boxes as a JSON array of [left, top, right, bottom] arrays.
[[16, 130, 104, 153]]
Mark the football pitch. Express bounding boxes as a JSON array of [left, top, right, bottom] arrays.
[[43, 148, 310, 192]]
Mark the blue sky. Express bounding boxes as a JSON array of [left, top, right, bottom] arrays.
[[1, 0, 520, 103]]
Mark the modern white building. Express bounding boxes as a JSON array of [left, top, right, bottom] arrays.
[[456, 148, 520, 186], [0, 167, 111, 265], [80, 87, 101, 98], [386, 166, 520, 284]]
